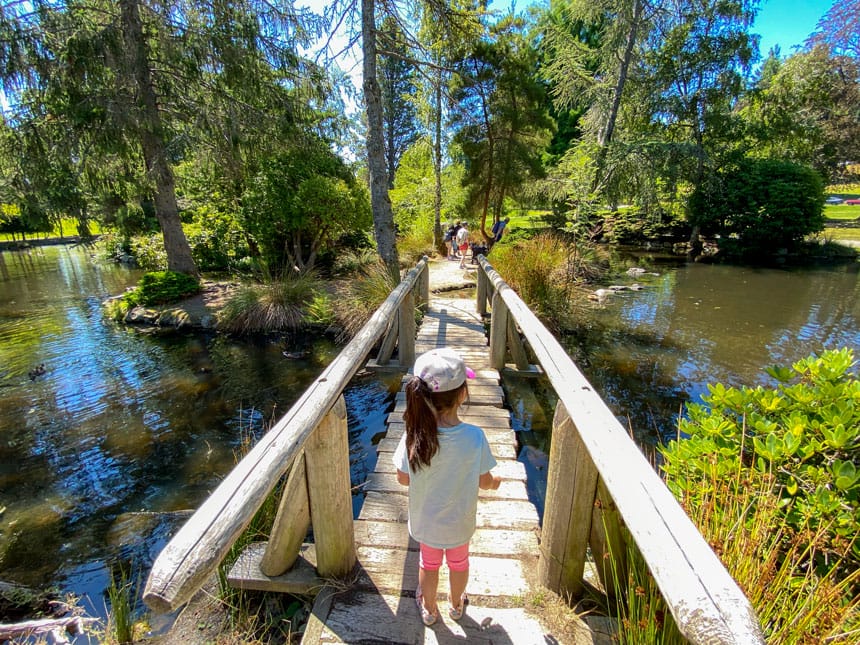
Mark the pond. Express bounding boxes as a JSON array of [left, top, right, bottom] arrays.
[[1, 244, 857, 633], [0, 244, 397, 630], [506, 255, 860, 514]]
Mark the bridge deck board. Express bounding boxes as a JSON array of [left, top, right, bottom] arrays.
[[305, 295, 549, 644]]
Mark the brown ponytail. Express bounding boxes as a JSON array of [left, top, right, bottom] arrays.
[[404, 376, 468, 471]]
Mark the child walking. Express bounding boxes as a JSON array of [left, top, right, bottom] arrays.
[[393, 347, 502, 626]]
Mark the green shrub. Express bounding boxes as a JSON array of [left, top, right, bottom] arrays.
[[690, 159, 826, 254], [127, 271, 201, 306], [660, 348, 860, 642], [304, 290, 335, 327], [332, 260, 398, 341]]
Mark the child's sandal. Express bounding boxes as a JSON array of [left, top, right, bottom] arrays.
[[416, 586, 437, 626], [449, 593, 468, 621]]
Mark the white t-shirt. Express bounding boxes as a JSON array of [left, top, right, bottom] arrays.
[[455, 227, 469, 246], [393, 422, 497, 549]]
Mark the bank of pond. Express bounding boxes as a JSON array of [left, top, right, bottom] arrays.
[[0, 243, 857, 639]]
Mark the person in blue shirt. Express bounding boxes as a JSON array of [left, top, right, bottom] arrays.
[[393, 348, 501, 626], [491, 217, 510, 244]]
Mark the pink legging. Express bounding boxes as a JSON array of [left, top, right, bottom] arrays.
[[419, 542, 470, 572]]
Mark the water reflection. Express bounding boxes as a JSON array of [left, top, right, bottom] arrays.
[[506, 259, 859, 518], [0, 245, 395, 624]]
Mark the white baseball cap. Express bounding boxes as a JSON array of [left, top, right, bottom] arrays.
[[414, 348, 476, 392]]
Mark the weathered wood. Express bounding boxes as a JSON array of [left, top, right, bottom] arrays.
[[352, 520, 539, 555], [0, 616, 96, 644], [397, 289, 415, 369], [230, 542, 325, 594], [538, 402, 599, 599], [418, 257, 429, 309], [476, 265, 488, 316], [261, 453, 310, 576], [507, 316, 530, 370], [589, 477, 627, 600], [478, 256, 765, 645], [143, 258, 428, 614], [375, 315, 398, 366], [489, 290, 508, 371], [305, 396, 355, 578], [358, 491, 539, 530]]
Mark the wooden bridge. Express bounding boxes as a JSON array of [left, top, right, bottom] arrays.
[[143, 257, 766, 644]]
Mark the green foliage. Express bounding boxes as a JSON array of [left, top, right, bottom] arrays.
[[241, 139, 371, 274], [218, 272, 320, 334], [129, 234, 168, 271], [662, 349, 859, 600], [489, 232, 605, 329], [304, 290, 336, 327], [126, 271, 201, 307], [105, 564, 141, 644], [690, 158, 826, 254]]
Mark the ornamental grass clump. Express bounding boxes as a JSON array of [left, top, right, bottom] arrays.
[[332, 259, 399, 341], [660, 347, 860, 643], [218, 271, 320, 334]]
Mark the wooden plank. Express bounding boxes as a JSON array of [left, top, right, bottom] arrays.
[[373, 455, 527, 482], [316, 590, 558, 645], [364, 472, 530, 501], [374, 436, 517, 458], [353, 547, 533, 598], [228, 542, 324, 594], [358, 492, 539, 530], [352, 520, 539, 555], [383, 422, 516, 443]]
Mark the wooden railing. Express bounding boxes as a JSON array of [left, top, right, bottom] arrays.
[[143, 258, 429, 613], [476, 256, 765, 644]]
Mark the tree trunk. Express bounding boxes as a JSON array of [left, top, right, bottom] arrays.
[[593, 0, 643, 191], [362, 0, 400, 281], [120, 0, 198, 277], [433, 69, 446, 257]]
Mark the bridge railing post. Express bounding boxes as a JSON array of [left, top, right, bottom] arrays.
[[303, 395, 355, 577], [398, 288, 416, 369], [489, 289, 508, 371], [538, 401, 599, 598], [419, 257, 429, 312], [477, 262, 488, 316]]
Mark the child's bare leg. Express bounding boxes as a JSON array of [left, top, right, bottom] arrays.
[[449, 568, 468, 609], [419, 567, 440, 614]]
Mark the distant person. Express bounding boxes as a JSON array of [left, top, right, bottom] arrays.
[[491, 217, 510, 244], [394, 348, 501, 626], [455, 224, 470, 269], [443, 223, 457, 259]]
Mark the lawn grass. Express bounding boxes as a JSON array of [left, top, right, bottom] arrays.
[[824, 203, 860, 220], [821, 227, 860, 242], [0, 217, 102, 242]]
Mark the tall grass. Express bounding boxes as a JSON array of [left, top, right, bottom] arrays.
[[489, 231, 605, 329], [332, 259, 399, 341], [219, 271, 320, 334], [105, 564, 145, 644]]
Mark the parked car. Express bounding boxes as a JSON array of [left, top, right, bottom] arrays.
[[825, 196, 844, 204], [845, 199, 860, 205]]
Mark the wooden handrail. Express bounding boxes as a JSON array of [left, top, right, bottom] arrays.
[[143, 258, 428, 614], [476, 256, 765, 645]]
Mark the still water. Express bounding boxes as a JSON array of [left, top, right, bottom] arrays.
[[0, 244, 396, 624], [506, 256, 860, 512], [1, 245, 858, 628]]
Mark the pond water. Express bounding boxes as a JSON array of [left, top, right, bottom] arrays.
[[0, 244, 397, 628], [506, 256, 860, 514], [1, 244, 857, 632]]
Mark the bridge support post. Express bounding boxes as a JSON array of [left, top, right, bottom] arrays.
[[398, 289, 415, 368], [489, 290, 508, 371], [538, 401, 599, 599], [260, 454, 311, 576], [419, 260, 430, 311], [477, 268, 488, 316], [304, 395, 356, 578]]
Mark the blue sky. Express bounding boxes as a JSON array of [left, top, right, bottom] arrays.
[[753, 0, 833, 56]]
